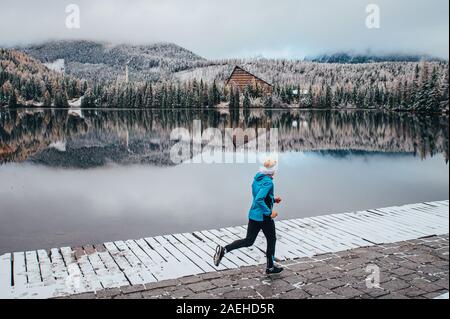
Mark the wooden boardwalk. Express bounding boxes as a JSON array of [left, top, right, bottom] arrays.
[[0, 200, 448, 299]]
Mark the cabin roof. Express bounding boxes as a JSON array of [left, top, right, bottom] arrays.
[[226, 66, 273, 87]]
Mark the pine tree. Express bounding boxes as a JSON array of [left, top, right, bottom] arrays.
[[8, 89, 17, 107], [428, 67, 441, 112], [324, 85, 332, 108], [440, 69, 449, 110], [414, 62, 430, 111], [43, 90, 52, 107]]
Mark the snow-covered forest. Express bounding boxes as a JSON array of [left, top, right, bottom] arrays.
[[22, 40, 207, 82], [0, 49, 87, 107], [0, 41, 449, 113]]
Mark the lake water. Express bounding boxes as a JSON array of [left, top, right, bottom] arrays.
[[0, 108, 448, 253]]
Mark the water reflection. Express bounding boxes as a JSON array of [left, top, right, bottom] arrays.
[[0, 108, 448, 166], [0, 108, 448, 253]]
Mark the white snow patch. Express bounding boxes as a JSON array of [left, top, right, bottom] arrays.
[[49, 141, 66, 152], [44, 59, 65, 73], [68, 108, 82, 117], [69, 97, 82, 108]]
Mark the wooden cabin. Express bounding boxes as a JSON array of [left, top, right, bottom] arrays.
[[226, 66, 273, 94]]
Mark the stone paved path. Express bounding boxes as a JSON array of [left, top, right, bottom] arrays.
[[63, 234, 449, 299]]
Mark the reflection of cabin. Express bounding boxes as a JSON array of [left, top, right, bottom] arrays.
[[226, 66, 273, 94]]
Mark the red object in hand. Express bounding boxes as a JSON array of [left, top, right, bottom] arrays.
[[275, 197, 282, 204]]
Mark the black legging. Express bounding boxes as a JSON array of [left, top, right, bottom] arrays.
[[225, 215, 276, 268]]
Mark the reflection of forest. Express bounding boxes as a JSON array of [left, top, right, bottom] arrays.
[[0, 108, 448, 167]]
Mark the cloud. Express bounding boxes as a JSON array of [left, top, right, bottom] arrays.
[[0, 0, 448, 59]]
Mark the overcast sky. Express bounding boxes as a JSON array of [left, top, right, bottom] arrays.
[[0, 0, 448, 59]]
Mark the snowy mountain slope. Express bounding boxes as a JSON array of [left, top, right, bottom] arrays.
[[21, 40, 208, 82]]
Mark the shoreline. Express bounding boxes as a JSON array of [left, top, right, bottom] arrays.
[[1, 200, 448, 299]]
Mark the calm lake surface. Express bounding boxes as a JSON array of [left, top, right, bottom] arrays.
[[0, 108, 448, 253]]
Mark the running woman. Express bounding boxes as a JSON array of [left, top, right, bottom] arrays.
[[214, 159, 283, 274]]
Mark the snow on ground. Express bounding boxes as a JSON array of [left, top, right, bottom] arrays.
[[174, 64, 229, 83], [44, 59, 65, 73], [69, 97, 82, 108], [48, 141, 66, 152]]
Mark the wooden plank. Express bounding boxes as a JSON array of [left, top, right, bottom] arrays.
[[305, 216, 368, 247], [192, 231, 241, 268], [25, 251, 41, 284], [123, 240, 158, 283], [221, 227, 269, 262], [336, 212, 404, 242], [156, 235, 208, 274], [393, 206, 449, 225], [75, 251, 103, 291], [143, 237, 193, 279], [363, 210, 433, 238], [292, 217, 360, 250], [202, 229, 254, 266], [324, 213, 391, 243], [196, 230, 249, 267], [227, 226, 271, 260], [293, 217, 366, 249], [214, 226, 265, 265], [348, 210, 422, 238], [60, 247, 90, 294], [374, 208, 442, 234], [233, 224, 306, 260], [50, 248, 69, 282], [37, 250, 54, 285], [377, 206, 445, 225], [103, 242, 142, 286], [333, 211, 399, 242], [95, 248, 129, 287], [131, 239, 179, 281], [83, 245, 120, 289], [12, 252, 27, 287], [125, 240, 156, 268], [313, 214, 383, 244], [281, 219, 342, 252], [134, 238, 187, 281], [114, 241, 156, 284], [277, 221, 333, 254], [135, 239, 165, 264], [172, 233, 226, 271], [183, 232, 236, 269], [312, 217, 371, 246], [252, 223, 316, 256], [0, 253, 12, 298]]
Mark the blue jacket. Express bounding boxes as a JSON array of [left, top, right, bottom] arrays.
[[248, 173, 274, 222]]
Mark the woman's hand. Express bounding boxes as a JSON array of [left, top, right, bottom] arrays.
[[275, 197, 282, 204], [271, 211, 279, 219]]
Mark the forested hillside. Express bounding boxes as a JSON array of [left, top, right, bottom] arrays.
[[1, 42, 448, 113], [0, 49, 86, 107], [174, 59, 449, 112], [304, 52, 442, 64], [22, 40, 208, 82]]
